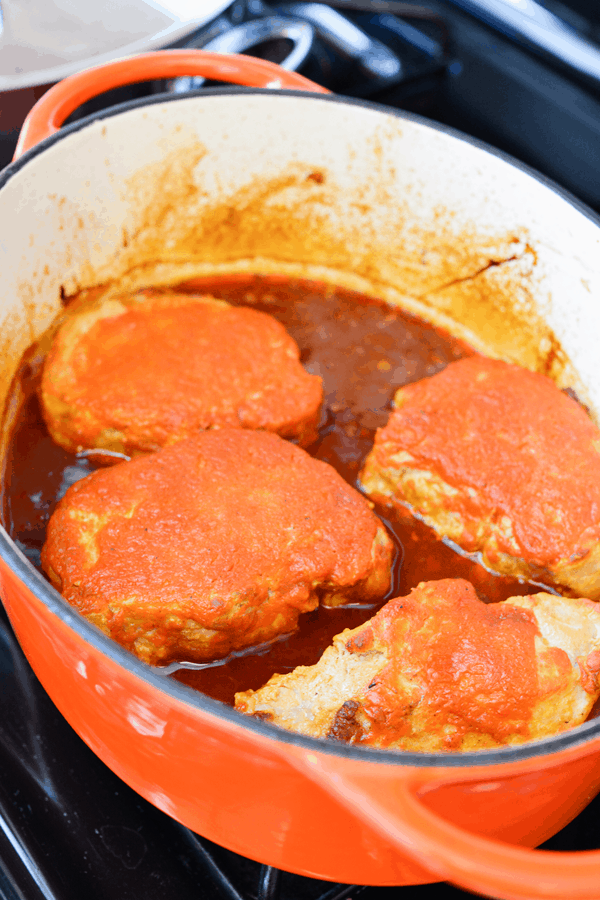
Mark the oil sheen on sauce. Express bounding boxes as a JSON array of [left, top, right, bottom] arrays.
[[3, 275, 542, 705]]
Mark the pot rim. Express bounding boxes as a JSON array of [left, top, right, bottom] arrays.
[[3, 85, 600, 769]]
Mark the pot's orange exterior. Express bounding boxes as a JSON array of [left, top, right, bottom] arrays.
[[0, 550, 435, 886], [3, 548, 600, 895], [4, 49, 600, 900]]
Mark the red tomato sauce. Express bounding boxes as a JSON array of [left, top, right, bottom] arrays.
[[359, 580, 544, 749], [375, 356, 600, 565]]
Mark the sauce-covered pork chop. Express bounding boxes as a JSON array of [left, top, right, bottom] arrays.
[[40, 290, 323, 456], [41, 429, 393, 665], [360, 357, 600, 599], [235, 579, 600, 750]]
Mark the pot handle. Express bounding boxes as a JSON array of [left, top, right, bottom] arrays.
[[14, 49, 330, 159], [293, 751, 600, 900]]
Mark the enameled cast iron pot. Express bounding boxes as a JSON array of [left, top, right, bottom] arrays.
[[2, 50, 600, 900]]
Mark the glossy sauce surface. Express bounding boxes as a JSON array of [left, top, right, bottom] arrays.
[[4, 276, 541, 704]]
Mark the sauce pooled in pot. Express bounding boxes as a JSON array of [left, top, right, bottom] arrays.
[[3, 276, 543, 704]]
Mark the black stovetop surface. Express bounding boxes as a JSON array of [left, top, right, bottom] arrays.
[[2, 2, 600, 897]]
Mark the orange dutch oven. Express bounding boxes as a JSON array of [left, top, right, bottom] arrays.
[[2, 49, 600, 900]]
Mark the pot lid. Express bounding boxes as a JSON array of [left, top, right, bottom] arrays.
[[0, 0, 232, 91]]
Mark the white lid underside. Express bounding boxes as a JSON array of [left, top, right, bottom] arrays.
[[0, 0, 231, 90]]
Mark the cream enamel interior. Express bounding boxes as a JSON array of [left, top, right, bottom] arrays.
[[2, 92, 600, 892], [1, 91, 600, 443]]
